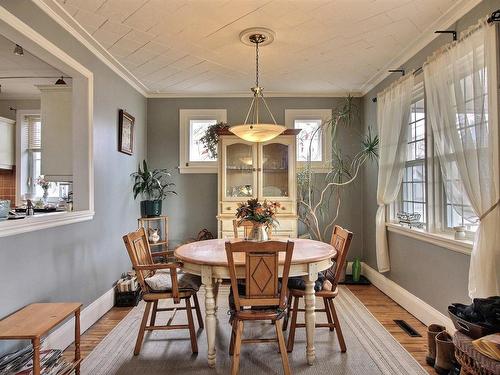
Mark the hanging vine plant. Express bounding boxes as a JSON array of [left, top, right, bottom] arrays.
[[199, 122, 229, 158]]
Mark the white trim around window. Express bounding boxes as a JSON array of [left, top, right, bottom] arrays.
[[179, 109, 227, 174], [284, 109, 332, 172], [0, 5, 94, 238]]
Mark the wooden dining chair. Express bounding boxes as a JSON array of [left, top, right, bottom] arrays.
[[226, 240, 294, 375], [122, 227, 204, 355], [285, 225, 353, 353], [232, 219, 272, 239]]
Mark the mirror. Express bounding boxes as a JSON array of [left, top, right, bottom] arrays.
[[0, 32, 74, 219]]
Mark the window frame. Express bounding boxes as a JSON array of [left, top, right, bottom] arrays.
[[179, 109, 227, 174], [284, 109, 332, 171]]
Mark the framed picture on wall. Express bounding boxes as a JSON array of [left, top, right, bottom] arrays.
[[118, 109, 134, 155]]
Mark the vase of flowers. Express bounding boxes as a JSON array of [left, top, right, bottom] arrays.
[[36, 176, 50, 204], [235, 199, 279, 241]]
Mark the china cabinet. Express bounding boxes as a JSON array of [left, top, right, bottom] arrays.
[[217, 129, 300, 238]]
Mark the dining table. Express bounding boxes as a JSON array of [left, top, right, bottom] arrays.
[[174, 237, 337, 368]]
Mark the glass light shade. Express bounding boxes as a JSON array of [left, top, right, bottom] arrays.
[[229, 123, 286, 142]]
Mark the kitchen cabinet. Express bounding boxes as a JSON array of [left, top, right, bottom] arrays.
[[37, 85, 72, 182], [0, 116, 15, 170], [217, 129, 300, 238]]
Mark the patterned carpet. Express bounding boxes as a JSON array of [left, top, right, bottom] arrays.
[[82, 285, 427, 374]]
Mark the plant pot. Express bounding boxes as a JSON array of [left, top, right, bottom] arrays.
[[140, 200, 162, 217]]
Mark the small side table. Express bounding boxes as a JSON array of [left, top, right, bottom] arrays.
[[0, 303, 82, 375]]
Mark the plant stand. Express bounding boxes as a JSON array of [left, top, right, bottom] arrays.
[[138, 216, 171, 257]]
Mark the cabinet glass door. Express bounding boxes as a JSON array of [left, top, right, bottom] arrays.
[[224, 142, 256, 199], [261, 142, 290, 198]]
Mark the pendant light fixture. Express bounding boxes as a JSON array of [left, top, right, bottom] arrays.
[[229, 28, 286, 142]]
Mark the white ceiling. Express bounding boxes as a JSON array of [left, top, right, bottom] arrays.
[[54, 0, 459, 96], [0, 33, 68, 99]]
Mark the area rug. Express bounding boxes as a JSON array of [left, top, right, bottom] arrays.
[[81, 286, 427, 375]]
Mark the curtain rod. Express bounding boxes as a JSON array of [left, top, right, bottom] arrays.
[[0, 76, 71, 79], [372, 9, 499, 103]]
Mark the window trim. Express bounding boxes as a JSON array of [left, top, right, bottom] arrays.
[[179, 109, 227, 174], [0, 6, 94, 238], [285, 109, 332, 172]]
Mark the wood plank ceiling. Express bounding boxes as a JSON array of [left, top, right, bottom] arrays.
[[55, 0, 457, 96]]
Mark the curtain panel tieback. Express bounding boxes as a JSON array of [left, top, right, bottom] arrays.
[[479, 199, 500, 221]]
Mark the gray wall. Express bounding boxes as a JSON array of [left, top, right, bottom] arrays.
[[0, 1, 147, 353], [362, 0, 499, 314], [0, 99, 40, 120], [147, 97, 365, 259]]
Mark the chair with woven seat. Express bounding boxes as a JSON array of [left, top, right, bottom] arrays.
[[226, 240, 294, 375], [285, 225, 353, 353], [122, 227, 204, 355]]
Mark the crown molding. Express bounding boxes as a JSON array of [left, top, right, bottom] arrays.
[[33, 0, 149, 97], [147, 91, 363, 98], [360, 0, 483, 95]]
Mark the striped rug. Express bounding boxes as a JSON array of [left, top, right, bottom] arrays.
[[82, 285, 427, 375]]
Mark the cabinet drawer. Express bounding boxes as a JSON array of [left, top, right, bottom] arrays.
[[276, 201, 295, 214], [220, 202, 240, 214]]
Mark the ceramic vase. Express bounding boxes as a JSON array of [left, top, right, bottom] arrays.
[[248, 223, 269, 241]]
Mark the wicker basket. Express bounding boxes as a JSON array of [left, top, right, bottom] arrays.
[[453, 332, 500, 375]]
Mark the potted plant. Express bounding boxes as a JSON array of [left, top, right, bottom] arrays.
[[131, 160, 177, 217], [235, 198, 279, 241], [199, 122, 229, 159]]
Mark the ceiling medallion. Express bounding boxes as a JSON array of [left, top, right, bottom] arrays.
[[229, 27, 286, 143]]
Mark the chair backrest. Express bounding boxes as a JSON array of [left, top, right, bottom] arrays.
[[232, 219, 272, 239], [324, 225, 353, 289], [122, 227, 153, 292], [225, 240, 294, 311]]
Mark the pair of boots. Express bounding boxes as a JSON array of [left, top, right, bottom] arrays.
[[426, 324, 456, 374]]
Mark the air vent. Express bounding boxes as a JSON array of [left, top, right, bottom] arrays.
[[394, 320, 422, 337]]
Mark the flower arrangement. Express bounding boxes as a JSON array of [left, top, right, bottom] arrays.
[[36, 176, 50, 191], [199, 122, 229, 159], [235, 198, 280, 228]]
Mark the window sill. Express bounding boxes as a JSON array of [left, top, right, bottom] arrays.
[[385, 222, 472, 255], [0, 210, 94, 238], [178, 165, 217, 174]]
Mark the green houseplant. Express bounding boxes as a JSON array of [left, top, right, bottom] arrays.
[[131, 160, 177, 217]]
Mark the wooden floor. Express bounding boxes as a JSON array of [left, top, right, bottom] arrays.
[[64, 284, 433, 374]]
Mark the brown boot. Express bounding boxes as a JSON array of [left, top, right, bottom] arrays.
[[434, 331, 455, 375], [426, 324, 446, 366]]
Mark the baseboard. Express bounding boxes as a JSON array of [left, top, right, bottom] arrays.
[[361, 262, 455, 332], [43, 288, 115, 350]]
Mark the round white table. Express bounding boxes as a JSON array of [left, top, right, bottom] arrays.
[[174, 238, 336, 368]]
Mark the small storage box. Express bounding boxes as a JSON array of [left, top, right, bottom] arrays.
[[115, 289, 141, 307]]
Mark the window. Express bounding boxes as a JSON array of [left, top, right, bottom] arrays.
[[26, 115, 42, 197], [401, 98, 427, 224], [179, 109, 227, 174], [284, 109, 332, 170]]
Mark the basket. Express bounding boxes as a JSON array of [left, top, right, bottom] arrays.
[[453, 332, 500, 375], [448, 306, 497, 340], [115, 289, 141, 307]]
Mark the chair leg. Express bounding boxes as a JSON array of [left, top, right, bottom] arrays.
[[323, 297, 334, 331], [282, 291, 292, 331], [150, 300, 158, 326], [275, 320, 291, 375], [193, 293, 204, 329], [134, 302, 152, 355], [329, 299, 346, 352], [231, 320, 243, 375], [185, 297, 198, 354], [287, 295, 300, 352], [229, 319, 237, 356]]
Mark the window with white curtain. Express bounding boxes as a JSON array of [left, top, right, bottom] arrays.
[[401, 97, 427, 225]]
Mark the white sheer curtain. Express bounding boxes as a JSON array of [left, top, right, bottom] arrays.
[[424, 19, 499, 298], [375, 74, 415, 272]]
